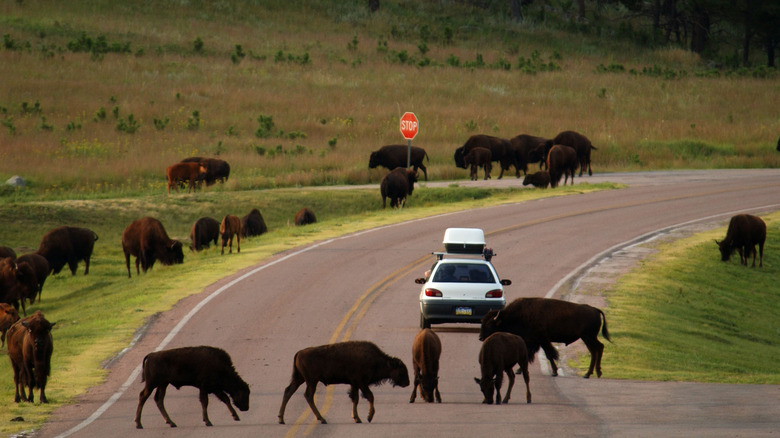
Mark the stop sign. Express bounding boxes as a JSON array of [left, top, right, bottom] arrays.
[[399, 112, 418, 140]]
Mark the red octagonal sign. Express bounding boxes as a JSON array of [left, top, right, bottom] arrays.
[[399, 112, 419, 140]]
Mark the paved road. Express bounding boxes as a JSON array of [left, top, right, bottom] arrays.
[[40, 169, 780, 438]]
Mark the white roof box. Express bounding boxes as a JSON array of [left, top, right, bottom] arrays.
[[443, 228, 485, 254]]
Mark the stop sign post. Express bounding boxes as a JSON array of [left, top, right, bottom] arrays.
[[399, 112, 418, 169]]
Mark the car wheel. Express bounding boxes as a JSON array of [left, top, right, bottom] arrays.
[[420, 313, 431, 329]]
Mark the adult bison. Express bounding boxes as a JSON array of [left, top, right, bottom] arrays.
[[135, 346, 250, 429], [37, 226, 98, 276], [454, 135, 517, 179], [7, 310, 55, 403], [219, 215, 241, 254], [0, 258, 39, 315], [409, 328, 442, 403], [463, 147, 492, 180], [278, 340, 409, 424], [241, 208, 267, 237], [522, 170, 550, 188], [189, 217, 220, 252], [716, 214, 766, 267], [380, 167, 417, 209], [474, 332, 531, 405], [549, 130, 596, 176], [547, 144, 579, 188], [181, 157, 230, 185], [510, 134, 550, 176], [121, 217, 184, 278], [0, 302, 19, 347], [294, 208, 317, 226], [480, 297, 610, 378], [369, 145, 429, 181], [15, 253, 49, 304], [166, 162, 207, 194]]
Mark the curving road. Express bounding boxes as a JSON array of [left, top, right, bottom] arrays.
[[40, 169, 780, 438]]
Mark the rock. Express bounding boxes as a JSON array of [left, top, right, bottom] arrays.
[[5, 175, 25, 187]]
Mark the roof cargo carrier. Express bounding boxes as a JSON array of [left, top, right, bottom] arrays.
[[442, 228, 485, 254]]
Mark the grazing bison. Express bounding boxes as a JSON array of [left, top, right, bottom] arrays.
[[121, 217, 184, 278], [380, 167, 418, 209], [37, 226, 98, 276], [0, 258, 38, 315], [189, 217, 220, 252], [166, 162, 207, 194], [16, 253, 49, 305], [474, 332, 531, 405], [7, 310, 54, 403], [181, 157, 230, 185], [546, 145, 579, 188], [369, 145, 429, 181], [135, 346, 250, 429], [219, 215, 241, 254], [522, 170, 550, 189], [278, 340, 410, 424], [409, 328, 442, 403], [548, 130, 596, 176], [0, 246, 16, 259], [463, 147, 492, 180], [294, 208, 317, 226], [480, 297, 610, 378], [454, 135, 517, 179], [241, 208, 268, 237], [0, 302, 20, 347], [716, 214, 766, 267], [510, 134, 550, 176]]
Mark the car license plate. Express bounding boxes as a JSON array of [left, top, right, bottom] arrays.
[[455, 307, 472, 316]]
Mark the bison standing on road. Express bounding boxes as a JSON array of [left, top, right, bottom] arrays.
[[369, 145, 429, 181], [166, 162, 207, 194], [7, 310, 54, 403], [522, 170, 550, 188], [510, 134, 550, 176], [181, 157, 230, 185], [121, 217, 184, 278], [219, 215, 241, 254], [189, 217, 220, 252], [410, 328, 442, 403], [37, 226, 98, 276], [380, 167, 417, 209], [549, 130, 596, 176], [547, 145, 579, 188], [716, 214, 766, 267], [463, 147, 492, 181], [241, 208, 268, 237], [278, 340, 410, 424], [294, 208, 317, 226], [480, 297, 610, 378], [454, 135, 517, 179], [0, 303, 19, 347], [474, 332, 531, 405], [135, 346, 250, 429]]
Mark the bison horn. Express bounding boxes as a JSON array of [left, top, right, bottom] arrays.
[[493, 310, 500, 321]]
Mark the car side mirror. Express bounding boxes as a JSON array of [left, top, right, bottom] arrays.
[[415, 278, 427, 284], [500, 279, 512, 286]]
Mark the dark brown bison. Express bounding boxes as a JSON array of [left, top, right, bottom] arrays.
[[0, 246, 16, 259], [522, 170, 550, 188], [549, 130, 596, 176], [480, 297, 610, 378], [0, 258, 38, 315], [369, 145, 429, 181], [278, 340, 410, 424], [410, 328, 442, 403], [510, 134, 550, 176], [0, 302, 20, 348], [121, 217, 184, 278], [37, 226, 98, 276], [219, 215, 241, 254], [181, 157, 231, 185], [166, 162, 207, 194], [189, 217, 220, 252], [7, 310, 54, 403], [294, 208, 317, 226], [241, 208, 267, 237], [546, 145, 579, 188], [454, 135, 517, 179], [15, 253, 49, 305], [716, 214, 766, 267], [380, 167, 418, 209], [134, 346, 250, 429], [463, 147, 492, 180], [474, 332, 531, 405]]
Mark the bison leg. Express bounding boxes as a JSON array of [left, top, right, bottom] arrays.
[[83, 255, 90, 275], [360, 385, 376, 423], [518, 361, 532, 403], [493, 371, 503, 405], [501, 367, 515, 404], [582, 336, 605, 378], [540, 343, 559, 376], [277, 375, 304, 424], [153, 385, 177, 428], [349, 385, 362, 423], [409, 371, 420, 403], [215, 390, 240, 421], [135, 385, 153, 429], [198, 388, 213, 426], [303, 381, 327, 424]]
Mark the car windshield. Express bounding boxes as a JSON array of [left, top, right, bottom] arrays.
[[432, 263, 496, 283]]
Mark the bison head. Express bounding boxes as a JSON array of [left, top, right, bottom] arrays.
[[453, 147, 467, 169], [405, 170, 418, 195], [388, 357, 410, 388], [715, 239, 733, 262], [163, 240, 184, 266], [473, 377, 497, 404], [368, 151, 379, 169], [21, 313, 55, 361], [479, 310, 502, 341], [419, 375, 438, 403], [228, 376, 251, 412]]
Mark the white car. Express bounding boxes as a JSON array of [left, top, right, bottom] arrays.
[[416, 228, 510, 329]]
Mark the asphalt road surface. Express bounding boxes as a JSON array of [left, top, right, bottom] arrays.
[[39, 169, 780, 438]]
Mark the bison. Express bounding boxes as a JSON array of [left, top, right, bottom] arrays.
[[380, 167, 417, 209], [121, 217, 184, 278], [0, 258, 38, 315], [454, 135, 517, 179], [241, 208, 268, 237], [480, 297, 610, 378], [189, 217, 220, 252], [409, 328, 442, 403], [474, 332, 531, 405], [278, 340, 410, 424], [134, 346, 250, 429], [549, 130, 596, 176], [166, 162, 207, 194], [510, 134, 550, 176], [16, 253, 49, 304], [7, 310, 54, 403], [37, 226, 98, 276], [546, 144, 579, 188], [0, 302, 19, 348], [0, 246, 16, 259], [294, 208, 317, 226], [219, 215, 241, 254], [181, 157, 230, 185], [716, 214, 766, 267], [522, 170, 550, 188], [369, 145, 429, 181], [463, 147, 492, 180]]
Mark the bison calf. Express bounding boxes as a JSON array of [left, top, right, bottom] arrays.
[[463, 147, 492, 181], [294, 208, 317, 226], [474, 332, 531, 405], [135, 346, 250, 429], [380, 167, 417, 209], [410, 328, 442, 403], [219, 215, 241, 254], [716, 214, 766, 267], [0, 302, 20, 347], [278, 341, 409, 424], [522, 171, 550, 188], [7, 310, 55, 403]]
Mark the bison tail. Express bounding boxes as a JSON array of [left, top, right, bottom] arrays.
[[140, 355, 149, 382], [599, 310, 611, 342], [93, 231, 99, 242]]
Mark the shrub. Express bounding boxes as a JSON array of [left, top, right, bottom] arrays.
[[153, 116, 169, 131], [193, 36, 204, 53], [187, 110, 200, 130], [255, 114, 275, 138], [116, 114, 140, 133]]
